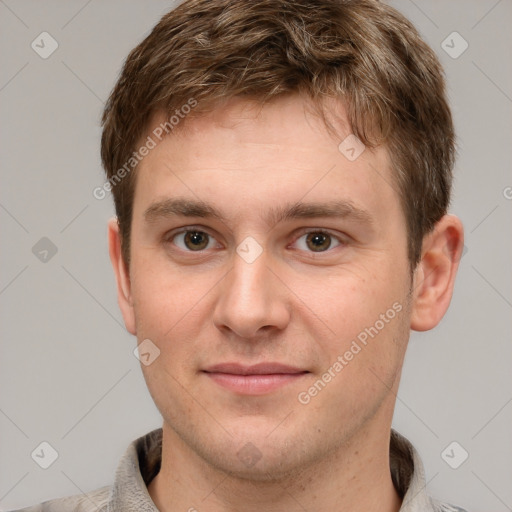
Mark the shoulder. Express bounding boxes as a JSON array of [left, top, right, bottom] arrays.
[[9, 429, 162, 512], [8, 485, 110, 512], [437, 501, 470, 512]]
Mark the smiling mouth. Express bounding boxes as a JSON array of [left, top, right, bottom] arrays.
[[202, 362, 310, 395]]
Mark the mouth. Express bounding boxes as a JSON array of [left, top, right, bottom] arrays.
[[202, 362, 310, 395]]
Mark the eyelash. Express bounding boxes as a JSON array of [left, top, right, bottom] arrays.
[[166, 226, 346, 255]]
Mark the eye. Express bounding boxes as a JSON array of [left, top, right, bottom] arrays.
[[293, 230, 342, 253], [171, 229, 218, 251]]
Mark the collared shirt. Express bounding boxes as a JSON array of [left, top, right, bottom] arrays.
[[12, 429, 468, 512]]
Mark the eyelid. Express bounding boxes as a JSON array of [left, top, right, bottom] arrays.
[[165, 225, 347, 253], [165, 224, 216, 239], [165, 225, 222, 249], [290, 228, 346, 251], [294, 227, 345, 239]]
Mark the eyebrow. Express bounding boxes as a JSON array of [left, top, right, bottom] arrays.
[[143, 197, 373, 227]]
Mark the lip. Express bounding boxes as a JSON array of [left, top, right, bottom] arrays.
[[202, 362, 309, 395]]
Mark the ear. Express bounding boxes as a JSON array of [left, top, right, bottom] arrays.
[[410, 214, 464, 331], [108, 218, 136, 335]]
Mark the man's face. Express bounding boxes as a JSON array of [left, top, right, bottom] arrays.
[[122, 95, 413, 478]]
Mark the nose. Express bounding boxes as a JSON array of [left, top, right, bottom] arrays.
[[212, 245, 291, 340]]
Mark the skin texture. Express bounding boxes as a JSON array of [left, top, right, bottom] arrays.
[[108, 94, 464, 511]]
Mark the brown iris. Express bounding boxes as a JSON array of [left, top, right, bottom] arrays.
[[305, 232, 331, 252], [184, 231, 209, 250]]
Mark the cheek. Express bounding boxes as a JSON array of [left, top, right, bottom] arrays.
[[317, 305, 409, 408], [131, 249, 195, 323], [290, 263, 405, 340], [292, 262, 410, 397], [129, 256, 221, 374]]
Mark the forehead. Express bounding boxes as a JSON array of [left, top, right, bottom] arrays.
[[148, 95, 354, 164], [132, 94, 400, 224]]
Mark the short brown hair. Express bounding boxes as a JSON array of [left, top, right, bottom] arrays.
[[101, 0, 455, 268]]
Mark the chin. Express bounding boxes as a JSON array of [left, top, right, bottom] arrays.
[[195, 424, 330, 484], [208, 445, 303, 483]]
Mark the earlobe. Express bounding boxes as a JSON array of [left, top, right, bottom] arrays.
[[108, 218, 137, 335], [410, 215, 464, 332]]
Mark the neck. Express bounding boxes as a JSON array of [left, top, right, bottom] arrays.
[[148, 409, 402, 512]]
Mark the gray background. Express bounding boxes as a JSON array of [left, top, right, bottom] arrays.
[[0, 0, 511, 510]]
